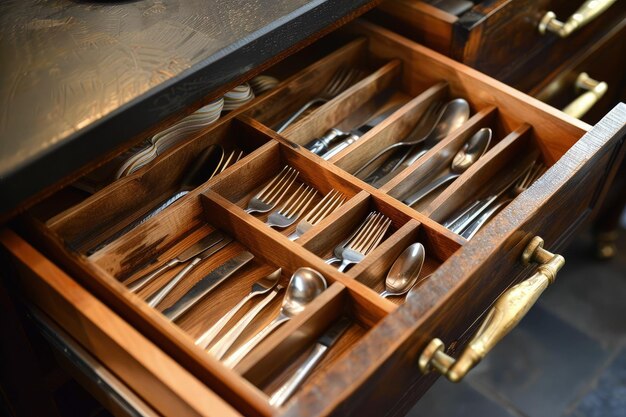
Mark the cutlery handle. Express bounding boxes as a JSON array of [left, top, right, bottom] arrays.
[[321, 133, 359, 160], [287, 231, 300, 241], [449, 195, 498, 234], [127, 259, 179, 293], [403, 148, 428, 166], [196, 293, 255, 349], [304, 128, 344, 155], [209, 287, 282, 357], [275, 98, 326, 134], [337, 259, 352, 273], [403, 173, 458, 206], [443, 200, 482, 228], [269, 344, 328, 407], [224, 316, 290, 368], [363, 147, 413, 186], [461, 199, 511, 240], [324, 257, 341, 265], [146, 257, 201, 308]]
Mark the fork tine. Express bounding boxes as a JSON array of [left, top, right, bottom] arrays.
[[278, 183, 305, 214], [325, 67, 349, 96], [346, 212, 377, 247], [266, 168, 298, 205], [289, 187, 317, 218], [352, 214, 383, 251], [363, 218, 391, 254], [311, 192, 344, 225], [308, 190, 339, 223], [353, 214, 385, 252], [256, 166, 290, 199], [282, 185, 310, 217]]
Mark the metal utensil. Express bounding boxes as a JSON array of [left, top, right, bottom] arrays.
[[287, 190, 345, 241], [380, 243, 426, 298], [223, 267, 327, 368], [162, 251, 255, 321], [195, 269, 281, 349], [403, 127, 492, 206], [460, 198, 511, 239], [275, 67, 361, 133], [209, 285, 285, 359], [335, 213, 392, 272], [266, 185, 317, 228], [269, 316, 351, 407], [325, 212, 376, 265], [367, 99, 471, 188], [146, 236, 234, 308], [319, 105, 402, 160], [406, 274, 433, 301], [246, 166, 299, 214], [127, 230, 226, 293]]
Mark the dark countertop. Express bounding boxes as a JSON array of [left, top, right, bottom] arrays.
[[0, 0, 376, 216]]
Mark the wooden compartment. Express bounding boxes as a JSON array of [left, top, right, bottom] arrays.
[[3, 19, 625, 417]]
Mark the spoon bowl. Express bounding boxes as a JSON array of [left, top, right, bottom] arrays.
[[380, 243, 426, 298], [283, 267, 328, 316]]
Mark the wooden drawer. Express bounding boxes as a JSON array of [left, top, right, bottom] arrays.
[[2, 21, 626, 417], [373, 0, 626, 93]]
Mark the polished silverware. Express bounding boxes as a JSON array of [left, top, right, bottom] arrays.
[[287, 190, 345, 241], [275, 68, 361, 133], [162, 251, 254, 321], [266, 184, 317, 228], [223, 267, 327, 368], [269, 316, 351, 407], [325, 212, 376, 265], [365, 99, 471, 188], [246, 166, 299, 214], [403, 127, 491, 206], [380, 243, 425, 298], [406, 274, 433, 301], [195, 269, 281, 349], [460, 198, 511, 240], [146, 236, 234, 308], [209, 285, 285, 359], [210, 149, 243, 179], [330, 212, 392, 272], [127, 230, 226, 293]]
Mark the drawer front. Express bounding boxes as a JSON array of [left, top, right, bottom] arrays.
[[374, 0, 626, 94], [10, 18, 626, 417], [0, 229, 242, 417]]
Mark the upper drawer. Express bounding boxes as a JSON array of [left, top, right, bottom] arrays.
[[4, 20, 625, 417], [373, 0, 626, 92]]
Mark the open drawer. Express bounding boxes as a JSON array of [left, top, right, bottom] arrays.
[[2, 20, 625, 417]]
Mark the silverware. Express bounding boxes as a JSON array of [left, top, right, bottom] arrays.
[[325, 212, 376, 265], [210, 149, 243, 179], [266, 184, 317, 229], [380, 243, 425, 298], [269, 316, 351, 407], [319, 105, 402, 160], [223, 267, 327, 368], [208, 285, 285, 359], [365, 99, 471, 188], [402, 127, 491, 206], [331, 212, 392, 272], [460, 198, 511, 239], [287, 190, 345, 241], [163, 251, 255, 321], [246, 166, 299, 214], [146, 236, 234, 308], [195, 269, 281, 349], [127, 230, 226, 293], [406, 274, 433, 301], [275, 68, 361, 133]]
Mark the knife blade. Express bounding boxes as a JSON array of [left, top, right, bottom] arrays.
[[163, 251, 254, 321], [127, 230, 226, 293]]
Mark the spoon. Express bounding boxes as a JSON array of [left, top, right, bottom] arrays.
[[223, 267, 327, 368], [361, 99, 470, 187], [195, 269, 281, 349], [380, 243, 425, 298], [403, 127, 492, 206], [406, 274, 433, 302]]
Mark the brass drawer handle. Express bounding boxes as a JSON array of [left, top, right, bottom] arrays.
[[418, 236, 565, 382], [562, 72, 608, 119], [538, 0, 617, 38]]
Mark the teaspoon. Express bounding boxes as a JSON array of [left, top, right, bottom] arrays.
[[223, 267, 327, 368], [380, 243, 425, 298], [403, 127, 492, 206]]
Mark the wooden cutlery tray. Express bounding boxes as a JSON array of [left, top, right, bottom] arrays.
[[4, 20, 625, 417]]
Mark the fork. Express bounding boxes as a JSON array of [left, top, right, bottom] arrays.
[[326, 212, 391, 272], [266, 184, 317, 228], [210, 149, 243, 180], [275, 67, 362, 133], [245, 166, 299, 214], [448, 160, 546, 234], [287, 189, 346, 241]]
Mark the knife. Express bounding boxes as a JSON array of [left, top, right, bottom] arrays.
[[146, 235, 234, 308], [269, 316, 352, 406], [163, 251, 254, 321], [320, 106, 402, 160], [128, 230, 226, 293]]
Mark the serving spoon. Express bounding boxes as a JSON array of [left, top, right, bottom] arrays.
[[223, 267, 327, 368], [380, 243, 425, 298], [403, 127, 492, 206]]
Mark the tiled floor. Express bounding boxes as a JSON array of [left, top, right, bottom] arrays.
[[408, 226, 626, 417]]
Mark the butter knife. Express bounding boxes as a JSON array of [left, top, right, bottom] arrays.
[[128, 230, 225, 293], [163, 251, 254, 321], [269, 316, 351, 406]]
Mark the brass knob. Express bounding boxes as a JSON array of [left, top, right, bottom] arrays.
[[562, 73, 608, 119], [538, 0, 617, 38], [418, 236, 565, 382]]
